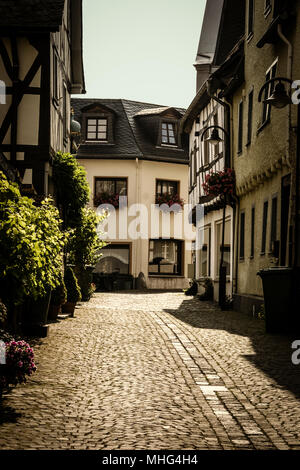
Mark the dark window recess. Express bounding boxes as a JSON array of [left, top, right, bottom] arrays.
[[96, 244, 130, 275], [247, 90, 253, 145], [53, 48, 58, 102], [87, 118, 108, 141], [265, 0, 272, 14], [261, 201, 269, 254], [63, 84, 67, 142], [270, 196, 278, 251], [262, 62, 277, 124], [161, 122, 176, 145], [156, 180, 178, 197], [95, 178, 127, 198], [238, 100, 243, 153], [240, 212, 245, 259], [149, 240, 182, 276], [248, 0, 254, 37], [251, 206, 255, 257]]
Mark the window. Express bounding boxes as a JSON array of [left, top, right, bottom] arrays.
[[199, 226, 211, 277], [95, 244, 130, 274], [238, 100, 243, 154], [161, 122, 176, 145], [156, 180, 179, 197], [264, 0, 272, 15], [261, 201, 269, 254], [262, 61, 277, 125], [86, 118, 108, 141], [94, 178, 127, 199], [63, 83, 67, 143], [251, 206, 255, 257], [270, 196, 278, 251], [52, 47, 59, 103], [216, 219, 231, 274], [149, 240, 182, 275], [248, 0, 254, 38], [247, 89, 254, 145], [240, 211, 245, 260]]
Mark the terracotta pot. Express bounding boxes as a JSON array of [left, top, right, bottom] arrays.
[[48, 304, 61, 321], [61, 302, 76, 316]]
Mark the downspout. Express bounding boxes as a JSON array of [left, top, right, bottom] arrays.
[[277, 23, 293, 266], [277, 23, 292, 168], [135, 157, 140, 285]]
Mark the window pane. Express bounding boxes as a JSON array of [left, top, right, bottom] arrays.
[[162, 123, 167, 129], [116, 179, 127, 195], [88, 119, 97, 125], [162, 130, 168, 136], [96, 179, 115, 195], [168, 124, 174, 130], [95, 245, 130, 274], [88, 125, 97, 131], [88, 132, 96, 139], [98, 132, 107, 139], [162, 136, 168, 143], [97, 119, 107, 125], [169, 137, 176, 144], [149, 240, 182, 275]]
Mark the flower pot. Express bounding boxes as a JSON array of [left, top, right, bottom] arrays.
[[62, 302, 76, 316], [48, 304, 61, 321], [22, 289, 51, 326]]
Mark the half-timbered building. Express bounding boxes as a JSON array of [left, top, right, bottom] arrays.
[[0, 0, 85, 194]]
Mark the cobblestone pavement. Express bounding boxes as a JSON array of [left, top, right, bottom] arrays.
[[1, 291, 300, 450]]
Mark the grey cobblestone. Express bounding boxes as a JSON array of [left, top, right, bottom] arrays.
[[0, 292, 300, 450]]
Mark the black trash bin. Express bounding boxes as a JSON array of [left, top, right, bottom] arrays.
[[257, 267, 293, 334]]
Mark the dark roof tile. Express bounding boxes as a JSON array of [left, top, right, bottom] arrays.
[[0, 0, 65, 30]]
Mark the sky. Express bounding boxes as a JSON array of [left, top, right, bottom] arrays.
[[79, 0, 206, 109]]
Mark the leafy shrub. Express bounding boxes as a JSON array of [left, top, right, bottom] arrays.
[[0, 300, 7, 326], [0, 340, 37, 388], [0, 176, 68, 306], [64, 267, 81, 303], [52, 152, 90, 228], [184, 281, 198, 296], [67, 207, 106, 267], [50, 273, 67, 306], [198, 277, 214, 301]]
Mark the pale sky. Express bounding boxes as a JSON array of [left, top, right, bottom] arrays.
[[79, 0, 206, 109]]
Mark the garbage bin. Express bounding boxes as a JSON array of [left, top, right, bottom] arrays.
[[257, 267, 293, 334]]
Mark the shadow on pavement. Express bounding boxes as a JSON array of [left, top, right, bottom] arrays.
[[0, 400, 22, 424], [164, 296, 300, 399]]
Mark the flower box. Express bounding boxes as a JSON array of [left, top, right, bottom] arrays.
[[94, 192, 120, 208], [156, 193, 184, 210]]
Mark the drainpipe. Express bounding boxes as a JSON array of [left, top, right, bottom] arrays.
[[135, 157, 140, 286], [277, 23, 294, 266]]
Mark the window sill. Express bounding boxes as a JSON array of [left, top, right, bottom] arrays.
[[239, 257, 245, 262], [257, 119, 270, 135], [260, 252, 266, 256], [237, 150, 243, 156], [264, 6, 272, 18], [148, 275, 184, 278], [247, 32, 254, 43]]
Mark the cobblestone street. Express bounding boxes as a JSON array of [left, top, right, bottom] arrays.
[[1, 292, 300, 450]]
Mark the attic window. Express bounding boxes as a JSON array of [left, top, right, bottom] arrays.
[[86, 118, 108, 141], [161, 122, 177, 145]]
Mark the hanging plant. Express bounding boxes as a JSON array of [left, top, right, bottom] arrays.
[[202, 168, 235, 197]]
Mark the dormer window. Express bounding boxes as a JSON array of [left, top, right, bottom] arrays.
[[86, 118, 108, 141], [161, 122, 177, 145]]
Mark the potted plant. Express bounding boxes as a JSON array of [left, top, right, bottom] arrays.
[[62, 267, 82, 316], [48, 275, 67, 321], [0, 340, 37, 398], [0, 300, 7, 329]]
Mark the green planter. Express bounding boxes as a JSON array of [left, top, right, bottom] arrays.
[[257, 267, 294, 334], [22, 289, 51, 326]]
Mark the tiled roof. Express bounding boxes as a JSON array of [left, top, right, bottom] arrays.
[[0, 0, 65, 30], [71, 98, 189, 164]]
